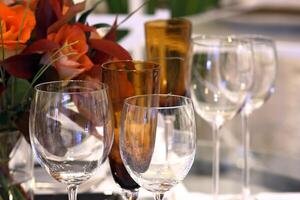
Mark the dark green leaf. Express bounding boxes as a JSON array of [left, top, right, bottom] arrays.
[[1, 78, 32, 114], [93, 23, 110, 29], [169, 0, 219, 17], [0, 173, 9, 200], [10, 185, 26, 200], [146, 0, 158, 14], [116, 29, 129, 41], [78, 0, 105, 23], [0, 112, 12, 132], [106, 0, 128, 14]]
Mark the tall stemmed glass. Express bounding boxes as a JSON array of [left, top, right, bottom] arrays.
[[29, 80, 114, 200], [190, 35, 253, 200], [240, 36, 277, 200], [101, 60, 160, 200], [120, 94, 196, 200]]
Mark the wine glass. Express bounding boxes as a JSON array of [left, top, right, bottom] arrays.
[[119, 94, 196, 200], [240, 36, 277, 200], [101, 60, 160, 200], [190, 35, 253, 200], [29, 80, 114, 200]]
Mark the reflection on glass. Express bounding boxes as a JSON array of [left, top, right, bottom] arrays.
[[30, 80, 114, 200]]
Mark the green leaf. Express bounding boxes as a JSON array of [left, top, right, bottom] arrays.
[[0, 112, 9, 125], [0, 173, 9, 200], [106, 0, 128, 14], [169, 0, 219, 17], [10, 185, 26, 200], [78, 0, 105, 23], [146, 0, 158, 14], [0, 112, 12, 132], [5, 78, 32, 107], [116, 29, 129, 41], [93, 23, 110, 29]]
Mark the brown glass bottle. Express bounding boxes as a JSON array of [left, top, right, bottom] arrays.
[[102, 60, 160, 192], [108, 128, 139, 190]]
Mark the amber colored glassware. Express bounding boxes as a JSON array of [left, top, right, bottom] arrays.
[[145, 18, 192, 96], [101, 60, 160, 200]]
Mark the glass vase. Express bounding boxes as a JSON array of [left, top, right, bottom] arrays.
[[0, 130, 34, 200]]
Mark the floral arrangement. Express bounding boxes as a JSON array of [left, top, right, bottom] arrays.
[[0, 0, 132, 135], [0, 0, 132, 199]]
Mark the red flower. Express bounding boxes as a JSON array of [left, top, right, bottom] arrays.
[[46, 24, 93, 80]]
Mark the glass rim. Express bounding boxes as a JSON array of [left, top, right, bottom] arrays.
[[148, 56, 185, 62], [192, 34, 252, 47], [124, 94, 193, 109], [34, 80, 108, 94], [144, 18, 191, 28], [234, 34, 275, 43], [101, 60, 160, 72]]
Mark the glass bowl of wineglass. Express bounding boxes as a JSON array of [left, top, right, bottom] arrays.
[[29, 80, 114, 200], [190, 35, 253, 200], [119, 94, 196, 200]]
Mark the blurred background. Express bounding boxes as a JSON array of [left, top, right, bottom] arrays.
[[82, 0, 300, 195]]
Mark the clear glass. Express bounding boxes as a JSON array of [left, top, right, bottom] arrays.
[[119, 94, 196, 200], [190, 35, 253, 200], [240, 36, 277, 200], [29, 80, 114, 200], [0, 130, 34, 200], [101, 60, 160, 200]]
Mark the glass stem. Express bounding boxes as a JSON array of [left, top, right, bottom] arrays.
[[67, 184, 78, 200], [154, 192, 165, 200], [212, 123, 221, 200], [122, 189, 139, 200], [242, 111, 251, 200]]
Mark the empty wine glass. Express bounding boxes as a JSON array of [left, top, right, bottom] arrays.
[[240, 36, 277, 200], [29, 80, 114, 200], [190, 35, 253, 200], [119, 94, 196, 200]]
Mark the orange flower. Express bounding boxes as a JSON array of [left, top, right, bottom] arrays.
[[0, 2, 35, 51], [47, 24, 93, 80]]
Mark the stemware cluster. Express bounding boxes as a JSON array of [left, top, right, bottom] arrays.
[[29, 62, 196, 200], [190, 35, 254, 200], [29, 34, 276, 200], [190, 34, 277, 200]]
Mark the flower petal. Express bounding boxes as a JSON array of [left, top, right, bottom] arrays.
[[47, 2, 85, 34], [23, 39, 60, 54], [90, 39, 132, 61], [2, 54, 41, 79]]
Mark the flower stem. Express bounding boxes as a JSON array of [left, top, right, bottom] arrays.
[[21, 50, 77, 104], [0, 17, 6, 88], [15, 0, 31, 54]]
